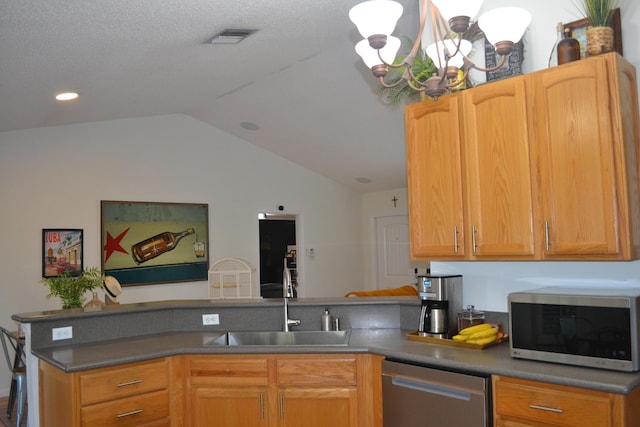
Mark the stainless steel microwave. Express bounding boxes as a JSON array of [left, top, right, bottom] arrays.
[[508, 287, 640, 372]]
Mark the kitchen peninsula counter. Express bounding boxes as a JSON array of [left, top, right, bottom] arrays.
[[16, 297, 640, 426], [14, 297, 640, 395]]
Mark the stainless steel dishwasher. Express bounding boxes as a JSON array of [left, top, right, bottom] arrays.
[[382, 359, 490, 426]]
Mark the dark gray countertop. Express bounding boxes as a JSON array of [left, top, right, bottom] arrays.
[[33, 327, 640, 395], [18, 297, 640, 396]]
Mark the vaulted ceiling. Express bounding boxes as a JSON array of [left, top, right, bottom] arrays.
[[1, 0, 421, 192]]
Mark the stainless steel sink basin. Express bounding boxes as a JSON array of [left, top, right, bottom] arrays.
[[204, 333, 229, 346], [205, 330, 350, 346]]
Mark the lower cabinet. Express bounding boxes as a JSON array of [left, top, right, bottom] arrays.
[[493, 375, 640, 427], [190, 386, 269, 426], [39, 357, 177, 427], [185, 353, 382, 427], [39, 352, 382, 427]]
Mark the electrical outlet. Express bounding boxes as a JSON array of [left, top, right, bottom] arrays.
[[52, 326, 73, 341], [202, 314, 220, 325]]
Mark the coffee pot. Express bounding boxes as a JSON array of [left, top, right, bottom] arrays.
[[417, 275, 463, 338]]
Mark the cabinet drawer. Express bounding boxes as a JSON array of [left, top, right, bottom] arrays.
[[80, 359, 169, 405], [494, 376, 613, 427], [81, 389, 169, 427], [277, 357, 357, 386], [189, 356, 268, 385]]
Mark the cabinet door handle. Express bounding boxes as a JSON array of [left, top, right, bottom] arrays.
[[472, 225, 477, 254], [529, 404, 564, 413], [545, 221, 551, 251], [117, 409, 143, 418], [260, 393, 265, 419], [454, 226, 459, 253], [116, 379, 143, 387], [279, 393, 284, 419]]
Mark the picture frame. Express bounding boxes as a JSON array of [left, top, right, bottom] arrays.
[[42, 229, 84, 278], [563, 8, 622, 60], [101, 200, 209, 286]]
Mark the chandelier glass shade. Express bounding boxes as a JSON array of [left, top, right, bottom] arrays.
[[349, 0, 531, 100]]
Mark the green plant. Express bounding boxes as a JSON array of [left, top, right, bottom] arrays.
[[42, 267, 105, 309], [573, 0, 618, 27], [378, 25, 485, 105]]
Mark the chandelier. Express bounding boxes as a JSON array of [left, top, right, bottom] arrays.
[[349, 0, 531, 100]]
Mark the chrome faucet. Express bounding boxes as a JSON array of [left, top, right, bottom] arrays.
[[283, 297, 301, 332], [283, 257, 300, 332]]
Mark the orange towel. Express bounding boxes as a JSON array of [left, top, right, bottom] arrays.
[[344, 285, 418, 297]]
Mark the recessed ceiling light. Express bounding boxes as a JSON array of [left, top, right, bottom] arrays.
[[240, 121, 260, 131], [55, 92, 79, 101]]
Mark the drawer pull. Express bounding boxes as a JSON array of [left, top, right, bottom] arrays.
[[117, 409, 143, 418], [116, 379, 144, 387], [529, 404, 564, 413]]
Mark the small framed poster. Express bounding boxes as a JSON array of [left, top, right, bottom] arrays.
[[42, 229, 84, 278]]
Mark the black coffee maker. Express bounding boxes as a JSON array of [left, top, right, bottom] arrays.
[[417, 274, 463, 338]]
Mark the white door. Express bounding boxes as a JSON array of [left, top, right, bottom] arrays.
[[375, 215, 415, 289]]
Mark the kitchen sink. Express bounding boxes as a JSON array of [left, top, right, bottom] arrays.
[[205, 333, 229, 346], [205, 330, 350, 346]]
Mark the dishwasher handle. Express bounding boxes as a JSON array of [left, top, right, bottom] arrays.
[[389, 375, 472, 401]]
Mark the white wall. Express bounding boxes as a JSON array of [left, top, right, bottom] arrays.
[[0, 114, 365, 309], [488, 0, 640, 76], [361, 188, 430, 291]]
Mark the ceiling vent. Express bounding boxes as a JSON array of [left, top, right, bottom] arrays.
[[209, 29, 257, 44]]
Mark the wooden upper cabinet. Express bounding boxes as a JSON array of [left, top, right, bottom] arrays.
[[532, 53, 640, 259], [406, 96, 465, 259], [405, 53, 640, 261], [461, 76, 535, 258]]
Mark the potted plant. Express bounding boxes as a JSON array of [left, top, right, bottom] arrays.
[[42, 266, 105, 309], [574, 0, 618, 55], [379, 26, 485, 105]]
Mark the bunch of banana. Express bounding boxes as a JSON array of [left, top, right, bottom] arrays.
[[452, 323, 499, 345]]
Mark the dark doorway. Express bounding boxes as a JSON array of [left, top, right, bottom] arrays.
[[259, 214, 296, 298]]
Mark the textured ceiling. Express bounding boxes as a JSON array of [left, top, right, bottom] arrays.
[[0, 0, 420, 191]]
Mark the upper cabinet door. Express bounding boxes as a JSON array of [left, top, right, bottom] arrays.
[[461, 76, 535, 258], [405, 96, 465, 260], [533, 58, 619, 257]]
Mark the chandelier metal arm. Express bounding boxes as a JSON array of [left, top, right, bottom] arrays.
[[443, 68, 470, 89], [464, 53, 508, 72], [375, 50, 416, 70], [378, 75, 406, 89], [405, 77, 427, 93], [409, 0, 429, 58], [405, 64, 434, 90]]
